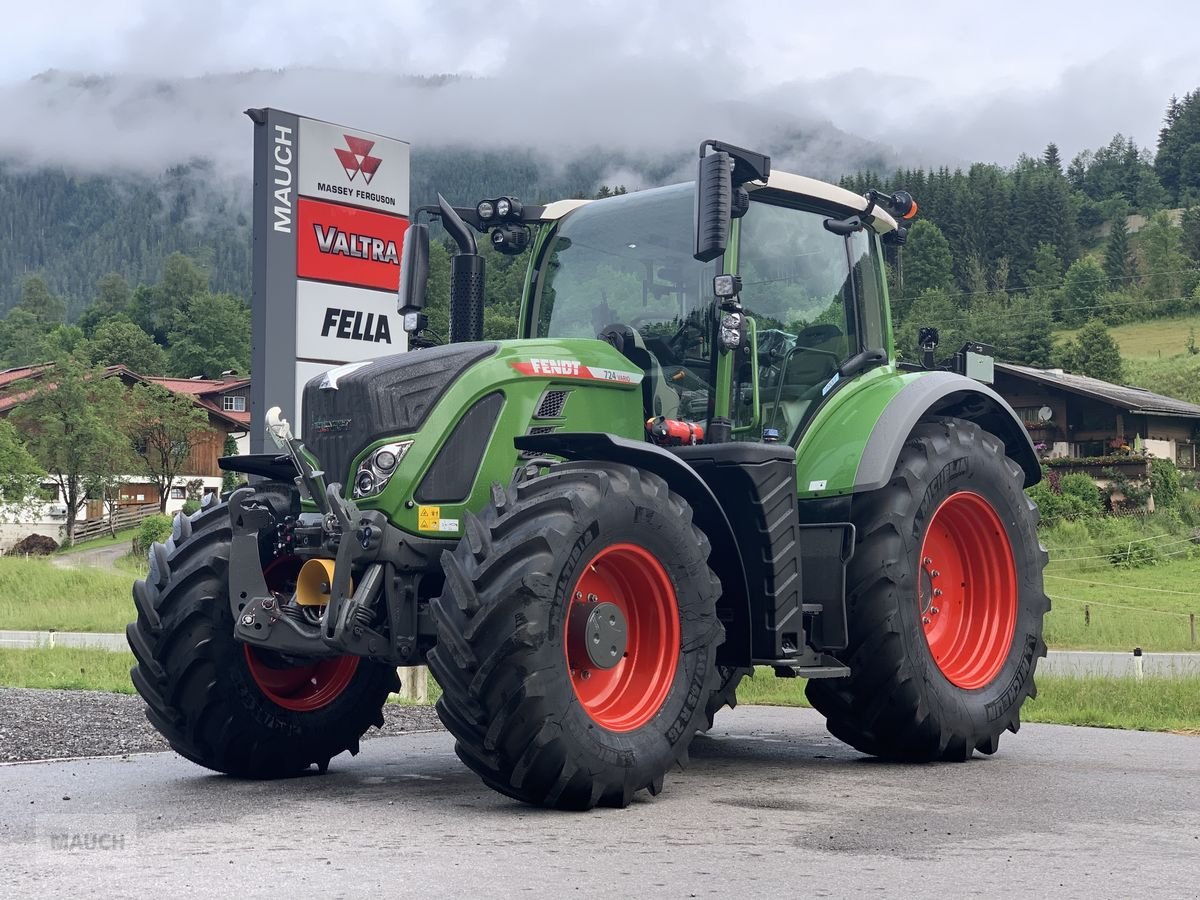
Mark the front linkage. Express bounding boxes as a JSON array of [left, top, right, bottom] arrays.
[[228, 408, 433, 667]]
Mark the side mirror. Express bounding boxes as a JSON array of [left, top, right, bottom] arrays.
[[397, 222, 429, 335], [694, 150, 732, 263]]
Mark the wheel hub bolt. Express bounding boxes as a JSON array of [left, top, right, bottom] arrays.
[[580, 670, 591, 680], [931, 570, 940, 578], [922, 616, 931, 625], [931, 606, 940, 615], [923, 557, 933, 566], [933, 588, 943, 598], [586, 593, 598, 603], [241, 614, 254, 626]]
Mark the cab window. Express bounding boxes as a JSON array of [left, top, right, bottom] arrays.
[[737, 199, 881, 441]]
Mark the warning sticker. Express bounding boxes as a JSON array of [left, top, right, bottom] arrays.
[[417, 506, 441, 531]]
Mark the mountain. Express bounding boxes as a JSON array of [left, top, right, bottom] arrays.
[[0, 68, 896, 315]]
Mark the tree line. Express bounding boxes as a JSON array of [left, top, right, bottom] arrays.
[[0, 253, 250, 377], [848, 90, 1200, 382]]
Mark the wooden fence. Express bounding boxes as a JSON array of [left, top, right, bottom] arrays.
[[72, 502, 160, 544]]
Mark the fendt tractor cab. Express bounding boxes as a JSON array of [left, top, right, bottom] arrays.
[[129, 140, 1048, 810]]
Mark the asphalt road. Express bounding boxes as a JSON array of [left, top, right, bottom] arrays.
[[1, 707, 1197, 899]]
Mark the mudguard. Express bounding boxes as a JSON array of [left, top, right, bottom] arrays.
[[514, 431, 753, 667], [854, 371, 1041, 492], [218, 453, 298, 481]]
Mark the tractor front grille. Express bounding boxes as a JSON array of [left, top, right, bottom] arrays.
[[302, 342, 497, 488]]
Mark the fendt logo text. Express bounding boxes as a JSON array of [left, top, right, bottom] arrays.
[[335, 135, 382, 184]]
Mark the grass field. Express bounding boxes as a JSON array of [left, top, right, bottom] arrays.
[[0, 647, 136, 693], [730, 667, 1200, 733], [1, 541, 1198, 651], [1039, 536, 1200, 651], [0, 558, 135, 632], [1057, 314, 1200, 360]]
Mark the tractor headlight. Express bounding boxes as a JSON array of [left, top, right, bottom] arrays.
[[490, 223, 531, 255], [374, 448, 398, 472], [355, 470, 376, 496], [496, 197, 511, 218], [352, 441, 413, 499], [477, 200, 495, 221]]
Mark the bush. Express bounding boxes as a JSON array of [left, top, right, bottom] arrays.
[[1058, 472, 1104, 517], [1109, 540, 1160, 569], [134, 515, 173, 555], [181, 499, 201, 516], [1027, 471, 1103, 523], [1149, 458, 1182, 510], [1026, 481, 1063, 521], [1180, 492, 1200, 527]]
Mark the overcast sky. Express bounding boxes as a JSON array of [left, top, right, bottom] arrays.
[[0, 0, 1196, 176]]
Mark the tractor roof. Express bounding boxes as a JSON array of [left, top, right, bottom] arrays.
[[535, 172, 897, 232]]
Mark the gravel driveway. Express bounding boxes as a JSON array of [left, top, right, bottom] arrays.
[[0, 688, 443, 762]]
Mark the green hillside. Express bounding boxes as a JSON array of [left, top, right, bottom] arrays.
[[1058, 313, 1200, 359]]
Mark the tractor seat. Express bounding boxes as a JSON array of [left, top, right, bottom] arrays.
[[598, 323, 680, 419]]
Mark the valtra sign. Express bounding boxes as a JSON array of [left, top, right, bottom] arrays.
[[297, 198, 409, 291], [249, 108, 410, 451]]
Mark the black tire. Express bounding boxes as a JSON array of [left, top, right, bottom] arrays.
[[806, 418, 1049, 761], [127, 497, 398, 777], [428, 463, 723, 810], [704, 665, 752, 728]]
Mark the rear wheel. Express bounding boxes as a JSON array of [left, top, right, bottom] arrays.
[[429, 463, 723, 809], [127, 498, 397, 777], [806, 419, 1049, 760], [704, 666, 752, 728]]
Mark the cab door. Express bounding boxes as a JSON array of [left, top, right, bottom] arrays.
[[731, 196, 887, 443]]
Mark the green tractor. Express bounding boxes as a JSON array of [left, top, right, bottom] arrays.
[[128, 140, 1049, 810]]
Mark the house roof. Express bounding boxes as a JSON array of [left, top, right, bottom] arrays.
[[996, 362, 1200, 419], [0, 363, 251, 430], [0, 363, 52, 388], [141, 375, 251, 427]]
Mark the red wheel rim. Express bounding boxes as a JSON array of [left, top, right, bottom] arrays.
[[243, 556, 360, 712], [564, 543, 680, 732], [918, 491, 1018, 690]]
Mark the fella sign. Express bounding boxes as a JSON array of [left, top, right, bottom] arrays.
[[248, 108, 410, 451]]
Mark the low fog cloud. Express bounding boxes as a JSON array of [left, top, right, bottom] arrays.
[[0, 0, 1194, 181]]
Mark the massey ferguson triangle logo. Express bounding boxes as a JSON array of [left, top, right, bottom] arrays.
[[334, 135, 382, 184]]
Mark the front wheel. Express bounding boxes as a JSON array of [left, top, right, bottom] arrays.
[[127, 500, 398, 777], [429, 463, 723, 809], [806, 418, 1049, 761]]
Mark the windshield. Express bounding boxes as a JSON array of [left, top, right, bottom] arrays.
[[532, 183, 720, 423]]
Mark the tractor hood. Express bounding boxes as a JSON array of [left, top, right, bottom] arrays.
[[300, 338, 647, 538], [303, 342, 499, 495]]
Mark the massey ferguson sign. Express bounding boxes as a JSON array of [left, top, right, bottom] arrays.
[[249, 108, 410, 450]]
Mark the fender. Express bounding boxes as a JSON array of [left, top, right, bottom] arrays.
[[514, 431, 753, 667], [854, 371, 1041, 492], [218, 452, 298, 482]]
